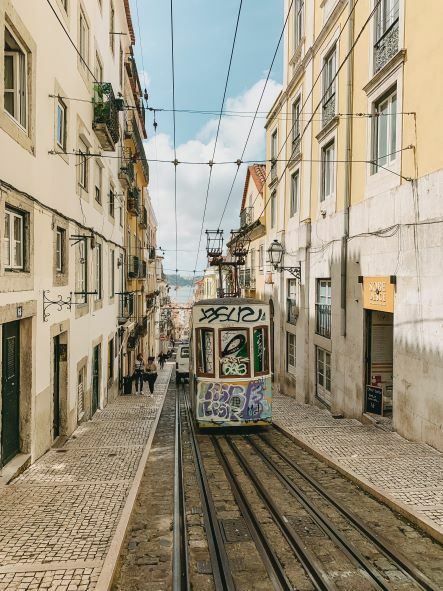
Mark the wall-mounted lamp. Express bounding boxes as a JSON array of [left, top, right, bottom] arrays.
[[267, 239, 301, 281]]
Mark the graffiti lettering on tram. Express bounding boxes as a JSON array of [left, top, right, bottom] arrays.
[[220, 329, 250, 376], [198, 305, 266, 324], [196, 378, 272, 422]]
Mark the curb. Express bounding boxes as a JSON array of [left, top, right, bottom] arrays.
[[274, 421, 443, 545], [95, 367, 172, 591]]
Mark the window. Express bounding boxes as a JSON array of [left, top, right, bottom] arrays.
[[316, 347, 331, 406], [375, 0, 399, 43], [321, 141, 335, 201], [270, 190, 276, 228], [56, 99, 67, 150], [78, 138, 89, 190], [294, 0, 304, 49], [109, 249, 115, 297], [94, 160, 102, 203], [253, 327, 268, 376], [270, 130, 278, 181], [290, 170, 299, 217], [322, 45, 336, 124], [95, 52, 103, 83], [4, 27, 28, 129], [56, 227, 65, 273], [316, 279, 331, 338], [108, 338, 114, 382], [292, 97, 301, 144], [287, 332, 296, 375], [373, 88, 397, 173], [75, 239, 87, 303], [61, 0, 68, 12], [79, 9, 89, 69], [287, 279, 298, 324], [94, 243, 102, 300], [4, 208, 24, 270], [196, 328, 215, 377], [109, 1, 115, 53], [77, 366, 85, 420], [258, 244, 264, 273], [109, 184, 115, 217], [220, 329, 250, 377], [250, 249, 256, 281]]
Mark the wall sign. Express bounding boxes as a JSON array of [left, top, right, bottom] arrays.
[[16, 306, 23, 318], [362, 277, 395, 313], [365, 385, 383, 415]]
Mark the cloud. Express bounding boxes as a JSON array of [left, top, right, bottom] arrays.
[[138, 70, 151, 91], [144, 78, 282, 279]]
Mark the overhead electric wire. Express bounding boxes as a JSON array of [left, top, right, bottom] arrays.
[[169, 0, 179, 294], [191, 0, 244, 295], [217, 0, 295, 230]]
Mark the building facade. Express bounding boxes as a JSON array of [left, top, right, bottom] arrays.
[[258, 0, 443, 450], [0, 0, 156, 472]]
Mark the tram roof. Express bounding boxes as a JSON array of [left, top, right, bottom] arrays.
[[193, 297, 265, 306]]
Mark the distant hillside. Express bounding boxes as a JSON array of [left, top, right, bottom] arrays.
[[166, 274, 201, 287]]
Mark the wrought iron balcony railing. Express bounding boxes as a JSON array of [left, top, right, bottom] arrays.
[[270, 160, 277, 182], [322, 93, 336, 128], [126, 330, 138, 350], [287, 298, 298, 325], [93, 83, 120, 151], [127, 187, 140, 215], [139, 206, 148, 229], [374, 19, 399, 74], [315, 303, 331, 338], [138, 260, 147, 279], [131, 113, 150, 184], [148, 246, 156, 260], [240, 206, 253, 228], [118, 154, 135, 187], [118, 292, 134, 324], [137, 315, 148, 337], [128, 255, 140, 278]]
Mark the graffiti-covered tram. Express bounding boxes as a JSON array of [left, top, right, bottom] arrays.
[[189, 298, 272, 428]]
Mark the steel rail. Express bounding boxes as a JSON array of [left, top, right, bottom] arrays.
[[246, 437, 389, 591], [211, 436, 293, 591], [226, 437, 339, 591], [172, 387, 190, 591], [182, 387, 236, 591], [258, 434, 441, 591]]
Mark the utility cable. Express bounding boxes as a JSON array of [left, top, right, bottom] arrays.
[[169, 0, 179, 295]]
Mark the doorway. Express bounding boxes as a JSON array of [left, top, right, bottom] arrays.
[[92, 344, 101, 416], [53, 335, 61, 439], [1, 321, 20, 466], [365, 310, 394, 417]]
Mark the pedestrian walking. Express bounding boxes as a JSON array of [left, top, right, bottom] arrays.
[[145, 357, 158, 395], [134, 353, 145, 395], [158, 353, 165, 370]]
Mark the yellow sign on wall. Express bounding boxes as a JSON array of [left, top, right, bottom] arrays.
[[363, 277, 395, 313]]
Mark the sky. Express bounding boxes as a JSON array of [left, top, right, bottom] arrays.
[[129, 0, 284, 280]]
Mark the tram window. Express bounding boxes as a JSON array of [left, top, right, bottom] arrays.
[[219, 329, 250, 377], [196, 328, 215, 377], [253, 326, 268, 375]]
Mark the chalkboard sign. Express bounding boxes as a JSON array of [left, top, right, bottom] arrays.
[[366, 385, 383, 415]]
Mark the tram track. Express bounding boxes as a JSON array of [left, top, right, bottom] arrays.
[[174, 384, 443, 591]]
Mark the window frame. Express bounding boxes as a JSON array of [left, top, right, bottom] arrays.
[[4, 27, 28, 131], [316, 279, 332, 338], [109, 1, 115, 54], [56, 227, 65, 273], [79, 8, 90, 70], [294, 0, 304, 50], [287, 332, 296, 375], [290, 169, 299, 217], [320, 140, 335, 202], [270, 190, 277, 228], [195, 327, 215, 378], [219, 328, 251, 379], [78, 137, 89, 190], [322, 44, 336, 110], [292, 96, 301, 144], [316, 346, 331, 405], [375, 0, 399, 44], [109, 183, 115, 217], [372, 87, 397, 174], [270, 129, 278, 179], [56, 98, 67, 150], [75, 238, 88, 303], [94, 159, 103, 204], [94, 243, 102, 300], [258, 244, 264, 273], [109, 249, 115, 298], [108, 337, 114, 383], [253, 325, 269, 377], [4, 207, 25, 271]]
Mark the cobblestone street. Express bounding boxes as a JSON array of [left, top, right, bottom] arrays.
[[273, 393, 443, 541], [0, 365, 172, 591]]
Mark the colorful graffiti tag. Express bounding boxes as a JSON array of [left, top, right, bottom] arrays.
[[196, 378, 272, 424]]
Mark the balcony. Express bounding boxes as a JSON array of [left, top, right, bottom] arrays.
[[127, 187, 140, 215], [291, 135, 301, 160], [139, 206, 148, 229], [127, 330, 138, 350], [146, 295, 155, 309], [118, 155, 134, 187], [322, 94, 336, 128], [138, 260, 147, 279], [374, 19, 399, 74], [93, 83, 120, 151], [287, 298, 298, 325], [118, 292, 134, 324], [148, 246, 156, 260], [131, 113, 150, 184], [240, 206, 253, 228], [270, 160, 277, 183], [128, 255, 139, 278], [315, 303, 331, 338], [137, 315, 148, 337]]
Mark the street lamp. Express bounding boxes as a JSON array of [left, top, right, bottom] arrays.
[[267, 239, 301, 280]]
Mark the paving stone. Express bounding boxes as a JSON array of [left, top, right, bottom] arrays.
[[273, 392, 443, 537]]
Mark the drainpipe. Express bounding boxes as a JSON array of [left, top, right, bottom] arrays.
[[341, 0, 355, 337]]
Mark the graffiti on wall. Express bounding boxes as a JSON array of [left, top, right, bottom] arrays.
[[196, 378, 272, 423], [198, 305, 266, 324]]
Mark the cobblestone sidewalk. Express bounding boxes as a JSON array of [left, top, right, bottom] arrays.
[[273, 393, 443, 542], [0, 365, 172, 591]]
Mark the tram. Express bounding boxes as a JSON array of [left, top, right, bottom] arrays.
[[189, 297, 272, 428]]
